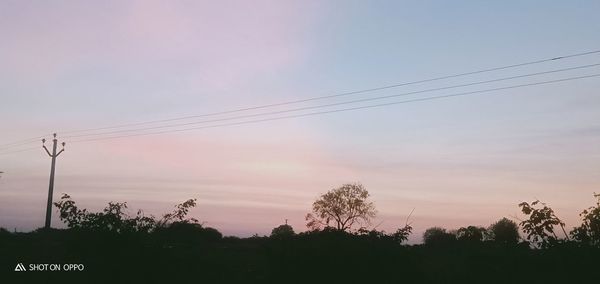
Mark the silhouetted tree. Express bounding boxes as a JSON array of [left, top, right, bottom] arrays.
[[354, 228, 392, 242], [392, 224, 413, 244], [390, 209, 414, 244], [149, 198, 223, 243], [125, 210, 158, 233], [157, 198, 199, 227], [54, 194, 134, 232], [54, 194, 198, 233], [519, 200, 569, 248], [271, 223, 295, 238], [423, 227, 456, 245], [456, 226, 486, 242], [155, 222, 222, 243], [0, 227, 10, 243], [488, 217, 519, 244], [305, 183, 376, 232], [570, 193, 600, 247]]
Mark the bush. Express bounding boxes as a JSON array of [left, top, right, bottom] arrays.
[[570, 193, 600, 247], [54, 194, 199, 234], [489, 218, 520, 244], [423, 227, 456, 245], [519, 200, 568, 248], [456, 226, 486, 242], [155, 222, 222, 243], [271, 224, 294, 238]]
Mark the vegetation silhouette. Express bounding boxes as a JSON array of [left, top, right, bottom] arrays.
[[488, 217, 520, 244], [570, 193, 600, 246], [456, 225, 486, 242], [519, 199, 569, 248], [423, 227, 456, 245], [0, 188, 599, 283], [305, 183, 376, 232], [270, 222, 294, 238]]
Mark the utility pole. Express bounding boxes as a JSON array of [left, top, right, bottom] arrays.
[[42, 133, 65, 229]]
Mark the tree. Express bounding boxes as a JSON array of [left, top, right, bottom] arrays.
[[570, 193, 600, 247], [305, 183, 376, 232], [391, 224, 413, 244], [271, 223, 295, 238], [54, 194, 198, 233], [518, 200, 569, 248], [392, 209, 414, 244], [456, 226, 486, 242], [423, 227, 456, 245], [488, 217, 519, 244], [157, 198, 199, 227], [156, 222, 222, 243], [54, 194, 135, 233]]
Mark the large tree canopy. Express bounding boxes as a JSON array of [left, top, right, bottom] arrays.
[[305, 183, 376, 232]]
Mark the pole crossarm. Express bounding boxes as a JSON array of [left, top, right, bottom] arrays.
[[42, 140, 52, 157]]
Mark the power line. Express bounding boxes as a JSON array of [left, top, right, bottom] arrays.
[[2, 49, 599, 146], [65, 63, 600, 138], [55, 49, 600, 134], [0, 146, 39, 156], [61, 63, 600, 139], [67, 73, 600, 143], [0, 136, 46, 150]]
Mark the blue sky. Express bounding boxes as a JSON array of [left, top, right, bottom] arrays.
[[1, 1, 599, 241]]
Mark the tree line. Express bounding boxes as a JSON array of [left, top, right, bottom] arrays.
[[303, 183, 600, 248], [1, 183, 599, 283], [2, 182, 591, 249]]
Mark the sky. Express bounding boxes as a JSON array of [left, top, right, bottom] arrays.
[[1, 1, 599, 242]]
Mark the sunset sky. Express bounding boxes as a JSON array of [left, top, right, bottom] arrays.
[[1, 1, 599, 242]]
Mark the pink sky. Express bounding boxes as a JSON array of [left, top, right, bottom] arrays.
[[1, 1, 600, 243]]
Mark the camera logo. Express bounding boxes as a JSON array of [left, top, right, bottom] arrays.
[[14, 263, 27, 272]]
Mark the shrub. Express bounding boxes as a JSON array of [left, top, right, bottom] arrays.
[[519, 200, 569, 248], [423, 227, 456, 245], [488, 218, 520, 244], [54, 194, 200, 234], [271, 224, 295, 238], [570, 193, 600, 247], [456, 226, 486, 242]]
